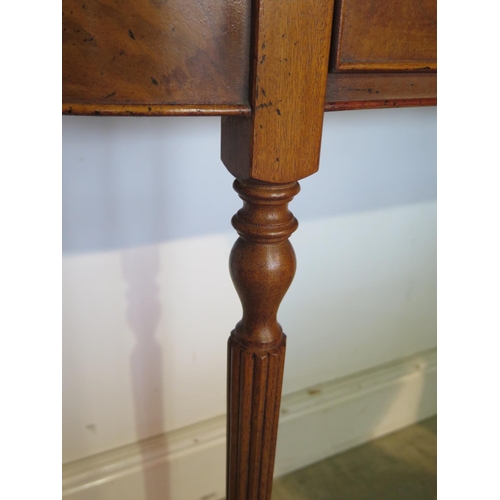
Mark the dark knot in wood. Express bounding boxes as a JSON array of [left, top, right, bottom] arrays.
[[229, 179, 300, 348]]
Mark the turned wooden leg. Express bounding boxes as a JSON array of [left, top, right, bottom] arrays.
[[221, 1, 334, 496], [226, 179, 300, 500]]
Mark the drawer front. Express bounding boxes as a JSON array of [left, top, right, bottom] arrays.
[[332, 0, 437, 71], [63, 0, 252, 114]]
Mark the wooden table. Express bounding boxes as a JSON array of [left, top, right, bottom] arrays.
[[63, 1, 436, 498]]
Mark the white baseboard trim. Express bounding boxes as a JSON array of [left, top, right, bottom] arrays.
[[63, 348, 436, 500]]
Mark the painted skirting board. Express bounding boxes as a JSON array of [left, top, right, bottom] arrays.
[[63, 348, 437, 500]]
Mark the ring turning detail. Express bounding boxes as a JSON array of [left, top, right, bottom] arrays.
[[227, 179, 300, 500]]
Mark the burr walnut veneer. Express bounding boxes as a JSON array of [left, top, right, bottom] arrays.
[[63, 0, 436, 498]]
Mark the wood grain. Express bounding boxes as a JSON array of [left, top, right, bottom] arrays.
[[221, 0, 336, 182], [331, 0, 437, 71], [63, 103, 251, 116], [227, 337, 286, 500], [62, 0, 251, 113], [325, 72, 436, 111], [227, 179, 300, 500]]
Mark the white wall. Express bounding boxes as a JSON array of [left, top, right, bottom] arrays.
[[62, 107, 436, 464]]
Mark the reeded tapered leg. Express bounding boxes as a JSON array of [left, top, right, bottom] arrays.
[[226, 179, 300, 500], [221, 0, 334, 496]]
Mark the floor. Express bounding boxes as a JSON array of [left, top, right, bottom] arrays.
[[272, 417, 437, 500]]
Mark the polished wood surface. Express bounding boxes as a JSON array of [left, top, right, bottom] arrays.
[[62, 0, 251, 114], [227, 179, 299, 500], [221, 0, 335, 183], [325, 72, 437, 111], [62, 0, 436, 116], [222, 1, 335, 497], [331, 0, 437, 71], [64, 103, 251, 117]]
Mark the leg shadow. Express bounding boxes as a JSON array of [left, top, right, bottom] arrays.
[[123, 246, 171, 500]]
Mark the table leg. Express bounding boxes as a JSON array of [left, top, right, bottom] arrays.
[[221, 1, 334, 496], [226, 179, 300, 500]]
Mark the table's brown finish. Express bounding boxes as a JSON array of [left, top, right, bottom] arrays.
[[331, 0, 437, 71], [325, 72, 436, 112], [222, 1, 334, 496], [221, 0, 334, 183], [325, 0, 437, 112], [62, 0, 436, 116], [227, 179, 300, 499], [62, 0, 436, 498], [62, 0, 252, 115]]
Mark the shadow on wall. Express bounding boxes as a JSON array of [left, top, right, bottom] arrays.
[[62, 107, 436, 255], [123, 246, 171, 499]]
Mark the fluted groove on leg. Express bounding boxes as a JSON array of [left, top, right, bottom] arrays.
[[227, 335, 286, 500], [226, 179, 299, 500]]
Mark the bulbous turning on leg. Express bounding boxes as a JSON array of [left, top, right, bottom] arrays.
[[226, 179, 300, 500]]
